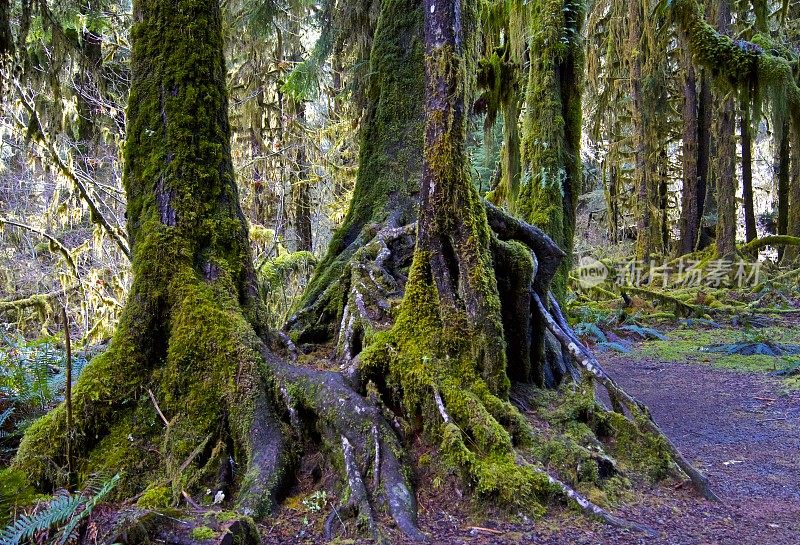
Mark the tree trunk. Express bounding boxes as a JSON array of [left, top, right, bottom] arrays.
[[0, 0, 10, 97], [777, 123, 790, 261], [0, 0, 11, 60], [415, 0, 508, 394], [628, 0, 653, 262], [741, 105, 757, 243], [516, 0, 584, 295], [696, 72, 712, 248], [786, 122, 800, 262], [713, 0, 737, 259], [679, 30, 701, 255], [77, 0, 103, 144], [292, 0, 425, 338], [14, 0, 286, 514], [293, 99, 313, 252]]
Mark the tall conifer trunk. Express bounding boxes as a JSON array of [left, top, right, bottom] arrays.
[[741, 107, 757, 243], [713, 0, 737, 259], [679, 30, 701, 255]]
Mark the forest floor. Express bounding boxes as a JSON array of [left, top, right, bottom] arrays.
[[262, 320, 800, 544]]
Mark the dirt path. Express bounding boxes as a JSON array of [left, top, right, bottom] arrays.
[[588, 354, 800, 545]]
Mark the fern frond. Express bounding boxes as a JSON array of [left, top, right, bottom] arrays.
[[0, 474, 119, 545], [0, 492, 83, 545], [0, 407, 13, 429]]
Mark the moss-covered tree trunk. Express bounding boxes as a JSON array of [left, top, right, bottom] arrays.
[[629, 0, 652, 262], [628, 0, 670, 262], [291, 0, 425, 342], [714, 96, 737, 258], [13, 4, 427, 538], [696, 72, 712, 248], [516, 0, 584, 297], [13, 0, 287, 517], [415, 0, 507, 395]]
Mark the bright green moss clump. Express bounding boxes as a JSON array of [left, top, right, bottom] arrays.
[[137, 486, 172, 509], [191, 526, 218, 541]]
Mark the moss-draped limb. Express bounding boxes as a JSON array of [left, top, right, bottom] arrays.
[[516, 0, 586, 297], [671, 0, 800, 124], [740, 234, 800, 253]]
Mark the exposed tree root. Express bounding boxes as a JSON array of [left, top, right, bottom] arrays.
[[260, 347, 426, 542], [432, 385, 654, 535], [542, 471, 656, 536], [534, 292, 719, 502], [287, 224, 415, 354]]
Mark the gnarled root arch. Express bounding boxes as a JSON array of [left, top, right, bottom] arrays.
[[281, 201, 717, 539]]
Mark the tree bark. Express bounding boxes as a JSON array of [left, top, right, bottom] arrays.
[[679, 30, 701, 255], [741, 105, 757, 243], [713, 0, 737, 259], [786, 122, 800, 262], [777, 123, 790, 261], [696, 72, 712, 248]]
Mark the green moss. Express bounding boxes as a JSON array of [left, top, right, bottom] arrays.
[[0, 469, 40, 525], [636, 327, 800, 386], [137, 486, 172, 509], [191, 526, 218, 541], [360, 254, 548, 509], [213, 510, 240, 522], [600, 412, 671, 481]]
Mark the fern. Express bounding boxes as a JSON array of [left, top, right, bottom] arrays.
[[0, 492, 84, 545], [618, 324, 667, 340], [597, 341, 631, 353], [0, 335, 87, 440], [0, 407, 13, 430], [0, 474, 119, 545], [573, 322, 608, 343], [57, 475, 120, 545]]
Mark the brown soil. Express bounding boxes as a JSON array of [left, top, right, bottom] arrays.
[[261, 351, 800, 544]]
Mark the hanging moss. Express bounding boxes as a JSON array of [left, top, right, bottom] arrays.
[[672, 0, 800, 124], [516, 0, 586, 297]]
